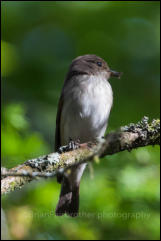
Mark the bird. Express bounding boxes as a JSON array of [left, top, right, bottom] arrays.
[[55, 54, 121, 217]]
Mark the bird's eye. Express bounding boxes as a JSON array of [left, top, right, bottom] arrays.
[[97, 62, 102, 67]]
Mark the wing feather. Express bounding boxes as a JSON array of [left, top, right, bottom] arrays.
[[55, 94, 64, 151]]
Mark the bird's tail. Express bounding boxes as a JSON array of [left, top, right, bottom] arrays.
[[55, 176, 79, 217]]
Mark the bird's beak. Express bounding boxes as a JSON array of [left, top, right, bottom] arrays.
[[110, 70, 123, 79]]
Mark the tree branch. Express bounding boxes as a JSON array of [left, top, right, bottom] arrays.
[[1, 117, 160, 195]]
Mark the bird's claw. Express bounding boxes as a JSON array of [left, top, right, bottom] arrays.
[[58, 139, 80, 154]]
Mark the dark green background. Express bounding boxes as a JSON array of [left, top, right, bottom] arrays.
[[1, 1, 160, 240]]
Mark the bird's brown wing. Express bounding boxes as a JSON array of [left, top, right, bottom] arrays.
[[55, 93, 64, 151]]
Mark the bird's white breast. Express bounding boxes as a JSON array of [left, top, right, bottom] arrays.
[[60, 74, 113, 145]]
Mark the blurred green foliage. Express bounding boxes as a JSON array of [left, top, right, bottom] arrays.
[[1, 1, 160, 240]]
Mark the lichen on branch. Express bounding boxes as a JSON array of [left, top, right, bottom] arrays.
[[1, 117, 160, 195]]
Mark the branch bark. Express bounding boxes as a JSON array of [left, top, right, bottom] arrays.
[[1, 117, 160, 195]]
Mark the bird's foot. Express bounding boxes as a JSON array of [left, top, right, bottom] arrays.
[[68, 138, 80, 150], [58, 138, 80, 154]]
